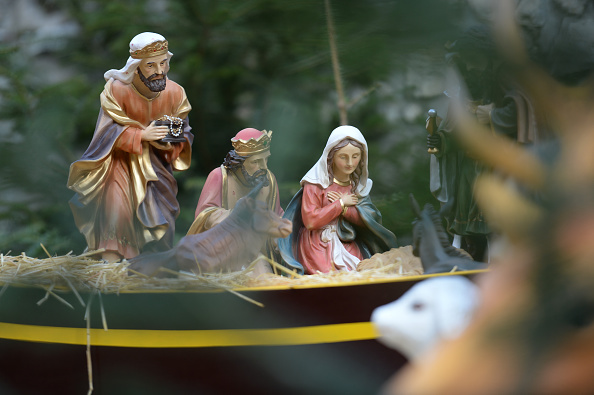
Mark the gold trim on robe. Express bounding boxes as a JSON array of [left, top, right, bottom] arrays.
[[187, 166, 279, 236], [68, 78, 193, 252]]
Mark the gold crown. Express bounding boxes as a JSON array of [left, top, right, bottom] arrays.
[[232, 130, 272, 156], [130, 40, 169, 59]]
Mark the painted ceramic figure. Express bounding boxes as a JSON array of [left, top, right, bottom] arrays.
[[68, 32, 193, 262], [128, 181, 292, 277], [279, 125, 398, 275], [188, 128, 283, 274]]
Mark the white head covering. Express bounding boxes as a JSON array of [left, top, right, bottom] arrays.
[[103, 32, 173, 84], [301, 125, 372, 197]]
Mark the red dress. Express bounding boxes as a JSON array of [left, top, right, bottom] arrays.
[[297, 182, 365, 274]]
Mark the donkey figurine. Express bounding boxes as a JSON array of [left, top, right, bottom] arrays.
[[410, 194, 488, 274], [128, 181, 292, 276]]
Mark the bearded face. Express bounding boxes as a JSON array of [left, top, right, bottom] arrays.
[[138, 68, 167, 92], [223, 150, 270, 187], [241, 167, 270, 188]]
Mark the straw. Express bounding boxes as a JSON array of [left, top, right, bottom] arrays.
[[85, 291, 95, 395], [0, 245, 425, 293], [157, 267, 264, 308]]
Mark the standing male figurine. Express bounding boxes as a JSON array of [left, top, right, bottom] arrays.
[[68, 32, 193, 262], [189, 128, 283, 274], [427, 27, 549, 261]]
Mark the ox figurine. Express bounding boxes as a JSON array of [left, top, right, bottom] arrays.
[[128, 181, 292, 276], [371, 275, 479, 361], [410, 194, 488, 274]]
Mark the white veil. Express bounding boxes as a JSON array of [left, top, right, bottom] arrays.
[[301, 125, 372, 197]]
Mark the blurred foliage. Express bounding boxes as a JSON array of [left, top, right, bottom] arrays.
[[0, 0, 469, 256]]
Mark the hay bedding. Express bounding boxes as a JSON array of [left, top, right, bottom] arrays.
[[0, 245, 423, 395], [251, 245, 424, 287], [0, 245, 423, 295]]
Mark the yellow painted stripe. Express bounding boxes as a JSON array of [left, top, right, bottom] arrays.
[[0, 321, 379, 348]]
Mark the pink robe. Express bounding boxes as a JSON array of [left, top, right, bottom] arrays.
[[188, 166, 284, 265], [192, 166, 283, 229], [297, 182, 364, 274]]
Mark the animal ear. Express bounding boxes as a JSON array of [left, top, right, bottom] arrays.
[[245, 196, 256, 210], [409, 193, 422, 217], [246, 180, 266, 200]]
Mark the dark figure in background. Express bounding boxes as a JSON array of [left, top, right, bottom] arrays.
[[427, 27, 549, 261]]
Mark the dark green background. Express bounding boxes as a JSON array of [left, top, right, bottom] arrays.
[[0, 0, 471, 256]]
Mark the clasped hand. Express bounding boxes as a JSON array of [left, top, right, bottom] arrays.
[[142, 121, 170, 141], [427, 133, 441, 149], [143, 121, 173, 150], [327, 191, 358, 206]]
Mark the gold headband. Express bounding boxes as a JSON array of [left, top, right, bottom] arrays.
[[130, 40, 169, 59], [232, 130, 272, 156]]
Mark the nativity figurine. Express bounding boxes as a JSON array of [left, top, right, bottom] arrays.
[[67, 32, 193, 262], [188, 128, 284, 275], [279, 125, 398, 274], [127, 181, 291, 277]]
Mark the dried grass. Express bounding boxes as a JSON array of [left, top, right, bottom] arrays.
[[0, 246, 424, 295], [0, 251, 255, 295], [0, 245, 424, 395], [247, 245, 424, 287]]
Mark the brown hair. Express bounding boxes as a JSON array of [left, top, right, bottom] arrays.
[[327, 138, 365, 194], [223, 150, 246, 171]]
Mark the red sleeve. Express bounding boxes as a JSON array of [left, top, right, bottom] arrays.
[[195, 168, 223, 218], [343, 205, 364, 226], [115, 127, 143, 155], [301, 183, 342, 230]]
